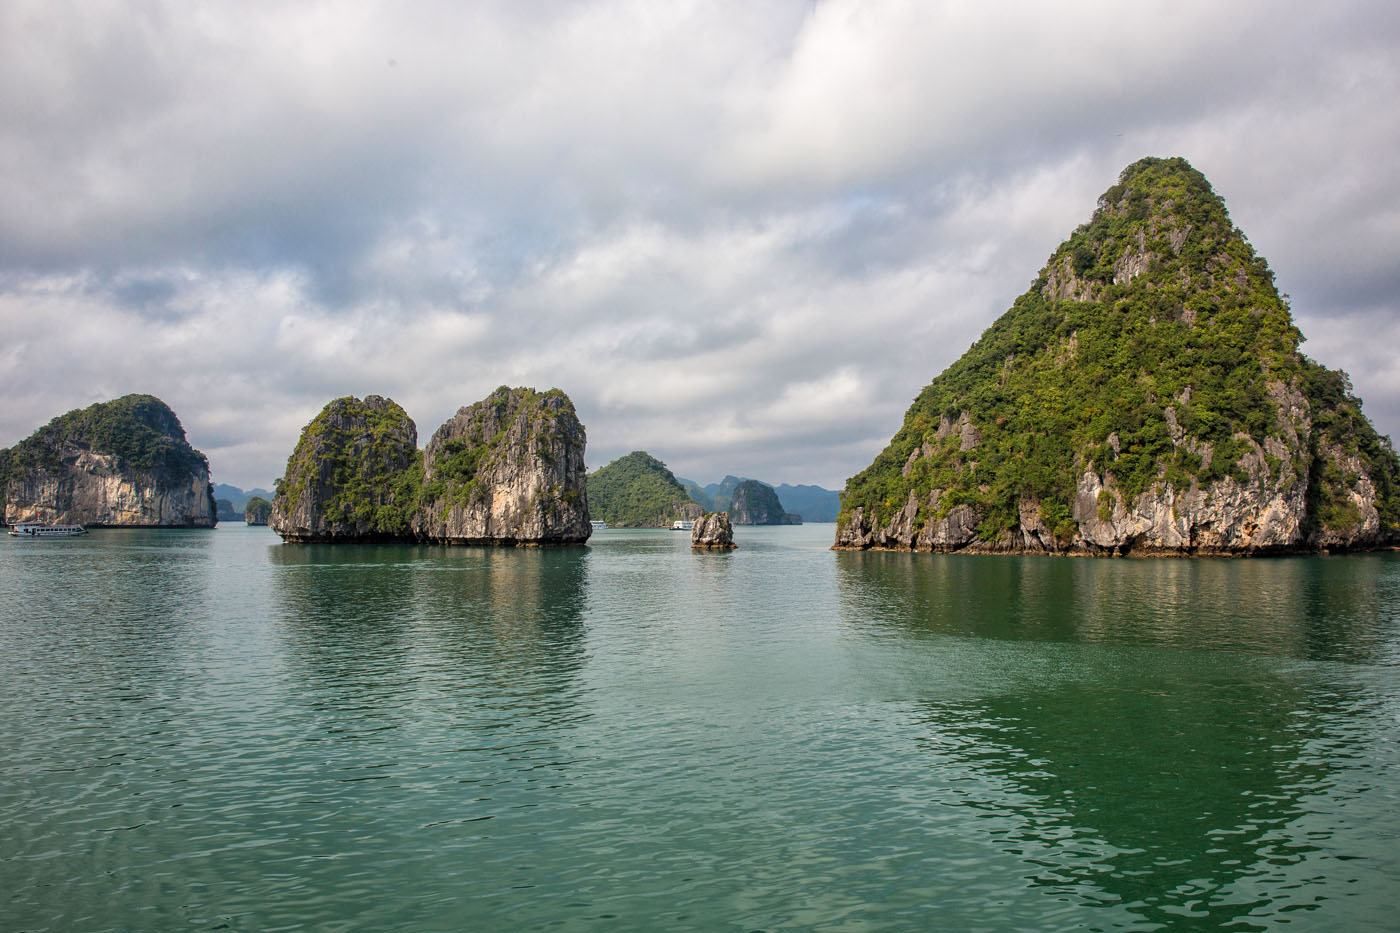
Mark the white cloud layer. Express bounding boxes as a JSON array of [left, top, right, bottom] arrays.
[[2, 0, 1397, 488]]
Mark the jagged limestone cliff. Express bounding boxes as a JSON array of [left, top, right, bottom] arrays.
[[586, 451, 702, 527], [1, 394, 216, 527], [836, 157, 1399, 555], [691, 511, 736, 549], [413, 387, 590, 544], [271, 387, 590, 545]]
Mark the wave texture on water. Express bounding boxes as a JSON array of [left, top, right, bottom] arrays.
[[2, 525, 1398, 930]]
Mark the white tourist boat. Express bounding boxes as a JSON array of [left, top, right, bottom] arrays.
[[671, 519, 694, 531], [8, 522, 87, 538], [590, 520, 608, 530]]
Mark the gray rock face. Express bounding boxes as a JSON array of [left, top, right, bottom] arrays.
[[413, 387, 591, 545], [2, 395, 216, 527], [5, 453, 215, 527], [834, 378, 1394, 556], [271, 387, 591, 546], [691, 511, 736, 549]]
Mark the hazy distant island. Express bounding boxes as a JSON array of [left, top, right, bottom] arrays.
[[244, 496, 272, 525], [836, 157, 1400, 555], [729, 479, 802, 525], [0, 394, 217, 528], [681, 475, 838, 523], [214, 483, 275, 512], [586, 451, 701, 527], [271, 386, 591, 545]]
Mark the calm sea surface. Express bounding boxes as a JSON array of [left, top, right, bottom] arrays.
[[2, 524, 1398, 931]]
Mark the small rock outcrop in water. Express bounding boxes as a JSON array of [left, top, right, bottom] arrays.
[[691, 511, 736, 549], [244, 496, 272, 525], [413, 386, 591, 544], [729, 479, 802, 525], [0, 394, 216, 527], [835, 157, 1400, 555], [270, 387, 590, 545], [587, 451, 703, 527]]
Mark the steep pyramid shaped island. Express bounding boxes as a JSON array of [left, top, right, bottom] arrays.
[[836, 157, 1399, 555]]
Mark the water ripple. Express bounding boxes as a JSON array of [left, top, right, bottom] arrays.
[[0, 527, 1396, 930]]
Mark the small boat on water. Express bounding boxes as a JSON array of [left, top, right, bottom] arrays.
[[590, 520, 608, 530], [8, 522, 87, 538], [671, 520, 694, 531]]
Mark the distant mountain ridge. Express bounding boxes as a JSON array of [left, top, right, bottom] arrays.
[[213, 483, 274, 511], [677, 475, 840, 522]]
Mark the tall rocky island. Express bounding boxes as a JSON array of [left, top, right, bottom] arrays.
[[271, 387, 591, 545], [836, 157, 1399, 555], [0, 394, 217, 527], [414, 387, 591, 544]]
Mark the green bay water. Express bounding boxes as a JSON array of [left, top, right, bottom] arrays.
[[2, 525, 1397, 931]]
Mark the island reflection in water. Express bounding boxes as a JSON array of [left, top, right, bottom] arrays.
[[0, 526, 1394, 930]]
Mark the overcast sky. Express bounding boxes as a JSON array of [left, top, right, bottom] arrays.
[[2, 1, 1398, 490]]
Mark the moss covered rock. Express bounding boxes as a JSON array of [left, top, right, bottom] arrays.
[[271, 387, 591, 545], [413, 386, 591, 544], [836, 157, 1399, 555], [586, 451, 702, 527], [270, 395, 421, 542], [244, 496, 272, 525]]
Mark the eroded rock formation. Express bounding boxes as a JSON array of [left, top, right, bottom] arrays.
[[270, 387, 591, 545], [413, 387, 591, 544], [1, 394, 216, 527], [691, 511, 737, 549]]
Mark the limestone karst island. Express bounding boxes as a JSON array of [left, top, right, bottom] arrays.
[[0, 394, 217, 528], [270, 386, 591, 545], [835, 157, 1400, 555]]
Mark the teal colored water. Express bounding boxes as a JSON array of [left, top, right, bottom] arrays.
[[2, 524, 1397, 931]]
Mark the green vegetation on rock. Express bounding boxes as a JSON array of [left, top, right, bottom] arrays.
[[587, 451, 700, 527], [839, 156, 1399, 550], [244, 496, 272, 525], [272, 395, 421, 538], [273, 387, 591, 544], [4, 394, 210, 485], [0, 447, 10, 519]]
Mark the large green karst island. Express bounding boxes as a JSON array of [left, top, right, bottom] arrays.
[[271, 386, 591, 545], [0, 394, 217, 527], [836, 157, 1400, 555], [586, 451, 702, 527]]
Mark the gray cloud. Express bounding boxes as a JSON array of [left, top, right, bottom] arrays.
[[2, 1, 1398, 489]]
